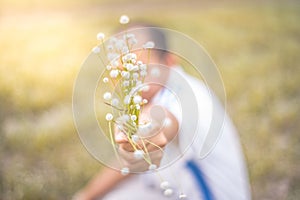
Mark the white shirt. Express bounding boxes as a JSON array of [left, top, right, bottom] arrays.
[[102, 67, 251, 200]]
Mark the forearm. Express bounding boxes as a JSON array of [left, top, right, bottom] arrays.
[[78, 167, 129, 200]]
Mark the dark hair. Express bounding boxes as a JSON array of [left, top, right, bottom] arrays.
[[118, 22, 169, 60]]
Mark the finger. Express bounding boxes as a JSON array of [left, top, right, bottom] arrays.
[[143, 131, 168, 152], [119, 142, 137, 152], [115, 132, 128, 144]]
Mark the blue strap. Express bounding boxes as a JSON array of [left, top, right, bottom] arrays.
[[186, 160, 214, 200]]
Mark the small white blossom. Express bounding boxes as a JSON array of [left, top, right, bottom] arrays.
[[92, 46, 100, 54], [106, 65, 112, 70], [103, 92, 112, 100], [131, 115, 137, 121], [141, 85, 150, 91], [133, 150, 144, 160], [96, 32, 105, 40], [107, 53, 119, 61], [131, 135, 139, 143], [121, 46, 129, 54], [148, 164, 157, 170], [137, 61, 143, 66], [121, 167, 129, 175], [106, 45, 113, 51], [111, 98, 119, 106], [122, 80, 130, 87], [105, 113, 113, 121], [179, 193, 187, 199], [132, 65, 139, 71], [111, 60, 119, 68], [164, 189, 173, 197], [119, 15, 130, 24], [128, 38, 138, 45], [117, 114, 130, 123], [140, 70, 147, 77], [103, 77, 109, 83], [136, 104, 141, 110], [160, 181, 170, 189], [143, 41, 155, 49], [142, 99, 148, 104], [124, 95, 130, 104], [121, 71, 130, 79], [123, 33, 135, 40], [132, 72, 139, 79], [116, 39, 125, 50], [133, 95, 142, 104], [110, 69, 119, 78], [125, 63, 134, 71], [140, 64, 147, 71]]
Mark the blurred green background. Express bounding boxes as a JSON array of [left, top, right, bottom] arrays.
[[0, 0, 299, 199]]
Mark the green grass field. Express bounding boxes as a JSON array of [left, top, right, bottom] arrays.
[[0, 0, 299, 199]]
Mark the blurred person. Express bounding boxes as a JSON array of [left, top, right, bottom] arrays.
[[73, 23, 251, 200]]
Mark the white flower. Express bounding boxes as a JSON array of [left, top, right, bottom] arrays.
[[164, 189, 173, 197], [103, 92, 112, 100], [133, 150, 144, 160], [116, 39, 125, 50], [140, 70, 147, 77], [111, 60, 119, 68], [121, 71, 130, 79], [150, 67, 161, 77], [138, 122, 153, 136], [130, 53, 137, 60], [137, 61, 143, 66], [124, 95, 130, 104], [110, 69, 119, 78], [125, 63, 133, 71], [132, 72, 139, 79], [105, 113, 113, 121], [132, 65, 139, 71], [148, 164, 157, 170], [128, 38, 138, 45], [133, 95, 142, 104], [140, 64, 147, 71], [96, 32, 105, 40], [122, 80, 129, 87], [131, 115, 137, 121], [121, 167, 129, 175], [107, 53, 119, 61], [119, 15, 130, 24], [103, 77, 109, 83], [92, 46, 100, 54], [131, 135, 139, 143], [123, 33, 135, 40], [160, 181, 170, 189], [142, 99, 148, 104], [179, 193, 187, 199], [136, 104, 141, 110], [121, 46, 129, 54], [106, 45, 113, 51], [143, 41, 155, 49], [116, 114, 130, 123], [106, 65, 112, 70], [111, 98, 119, 106]]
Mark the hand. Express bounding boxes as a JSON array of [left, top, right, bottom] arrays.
[[115, 123, 168, 172]]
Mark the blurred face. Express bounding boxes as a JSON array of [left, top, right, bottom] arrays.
[[120, 26, 174, 101], [136, 49, 171, 101]]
